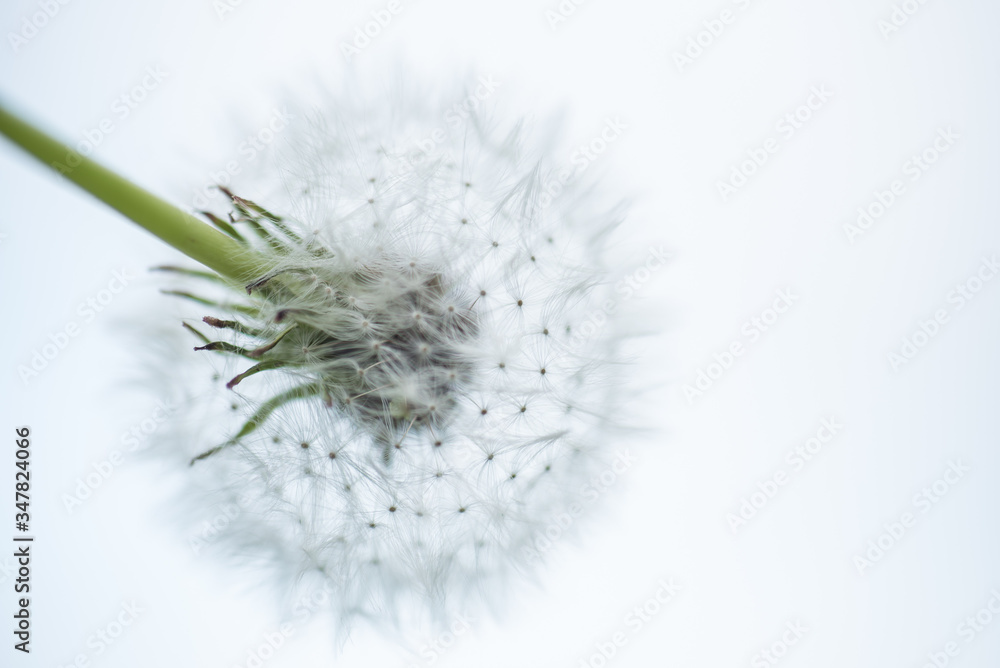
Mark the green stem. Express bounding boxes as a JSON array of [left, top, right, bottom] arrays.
[[0, 103, 263, 281]]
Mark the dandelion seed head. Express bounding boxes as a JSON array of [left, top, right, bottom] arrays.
[[153, 79, 633, 637]]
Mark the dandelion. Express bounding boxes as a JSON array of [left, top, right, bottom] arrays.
[[0, 82, 632, 634]]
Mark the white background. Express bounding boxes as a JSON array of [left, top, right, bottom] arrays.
[[2, 0, 1000, 666]]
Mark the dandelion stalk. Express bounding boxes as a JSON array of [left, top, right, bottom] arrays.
[[0, 103, 261, 280]]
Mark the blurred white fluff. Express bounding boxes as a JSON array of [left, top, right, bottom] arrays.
[[153, 78, 633, 638]]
